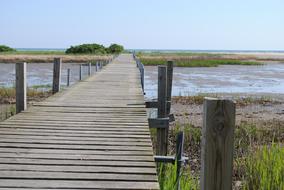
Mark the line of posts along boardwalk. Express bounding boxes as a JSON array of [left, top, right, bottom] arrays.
[[0, 54, 160, 189]]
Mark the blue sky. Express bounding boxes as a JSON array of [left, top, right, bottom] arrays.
[[1, 0, 283, 50]]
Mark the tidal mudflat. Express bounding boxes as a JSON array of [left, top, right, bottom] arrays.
[[144, 63, 284, 99]]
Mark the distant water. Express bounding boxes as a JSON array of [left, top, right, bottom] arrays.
[[16, 48, 284, 54]]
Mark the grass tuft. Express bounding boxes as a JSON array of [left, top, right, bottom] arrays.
[[158, 162, 199, 190], [243, 144, 284, 190]]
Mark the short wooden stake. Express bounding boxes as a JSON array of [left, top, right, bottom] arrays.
[[52, 58, 62, 94], [201, 98, 236, 190], [157, 66, 168, 155], [67, 68, 71, 87], [16, 62, 27, 113]]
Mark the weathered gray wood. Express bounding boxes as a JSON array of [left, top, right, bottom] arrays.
[[0, 54, 159, 189], [0, 171, 157, 181], [148, 118, 169, 129], [157, 65, 168, 155], [67, 68, 71, 87], [176, 131, 184, 190], [15, 62, 27, 113], [201, 98, 236, 190], [52, 58, 62, 94], [96, 62, 99, 72], [79, 64, 82, 80], [0, 180, 159, 189], [166, 61, 173, 114], [145, 101, 171, 108], [88, 62, 91, 76]]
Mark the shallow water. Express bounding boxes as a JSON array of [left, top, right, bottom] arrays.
[[0, 63, 89, 88], [145, 63, 284, 98], [0, 63, 283, 98]]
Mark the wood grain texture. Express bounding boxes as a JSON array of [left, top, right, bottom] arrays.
[[201, 98, 236, 190], [15, 62, 27, 113], [157, 66, 168, 155], [0, 54, 159, 190], [52, 58, 62, 94]]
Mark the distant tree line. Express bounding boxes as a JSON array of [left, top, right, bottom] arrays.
[[0, 45, 16, 52], [65, 43, 124, 54]]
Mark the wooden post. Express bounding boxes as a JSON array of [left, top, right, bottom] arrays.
[[15, 62, 27, 113], [88, 63, 92, 76], [52, 58, 61, 94], [157, 66, 167, 155], [96, 62, 98, 72], [67, 68, 71, 87], [166, 61, 173, 114], [176, 131, 184, 190], [201, 98, 236, 190], [79, 64, 83, 80]]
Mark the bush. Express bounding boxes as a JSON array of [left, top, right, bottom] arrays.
[[106, 44, 124, 54], [65, 43, 124, 54], [65, 43, 106, 54], [0, 45, 16, 52]]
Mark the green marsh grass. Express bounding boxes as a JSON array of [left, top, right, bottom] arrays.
[[243, 144, 284, 190], [0, 86, 51, 104], [158, 161, 199, 190], [140, 58, 261, 67]]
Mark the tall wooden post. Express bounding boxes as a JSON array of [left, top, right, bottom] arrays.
[[79, 64, 83, 80], [52, 58, 62, 94], [88, 63, 92, 76], [67, 68, 71, 87], [157, 66, 167, 155], [201, 98, 236, 190], [96, 62, 98, 72], [16, 62, 27, 113], [166, 61, 173, 114]]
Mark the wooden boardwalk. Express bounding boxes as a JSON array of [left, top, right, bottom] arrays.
[[0, 54, 159, 189]]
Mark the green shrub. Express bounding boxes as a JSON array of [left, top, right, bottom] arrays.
[[243, 144, 284, 190], [65, 43, 124, 54], [0, 45, 16, 52], [65, 43, 106, 54], [106, 44, 124, 54]]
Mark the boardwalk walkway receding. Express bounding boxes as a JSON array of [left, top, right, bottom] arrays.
[[0, 54, 159, 189]]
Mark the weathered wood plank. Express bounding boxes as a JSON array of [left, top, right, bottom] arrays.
[[0, 54, 159, 189], [0, 180, 159, 189]]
